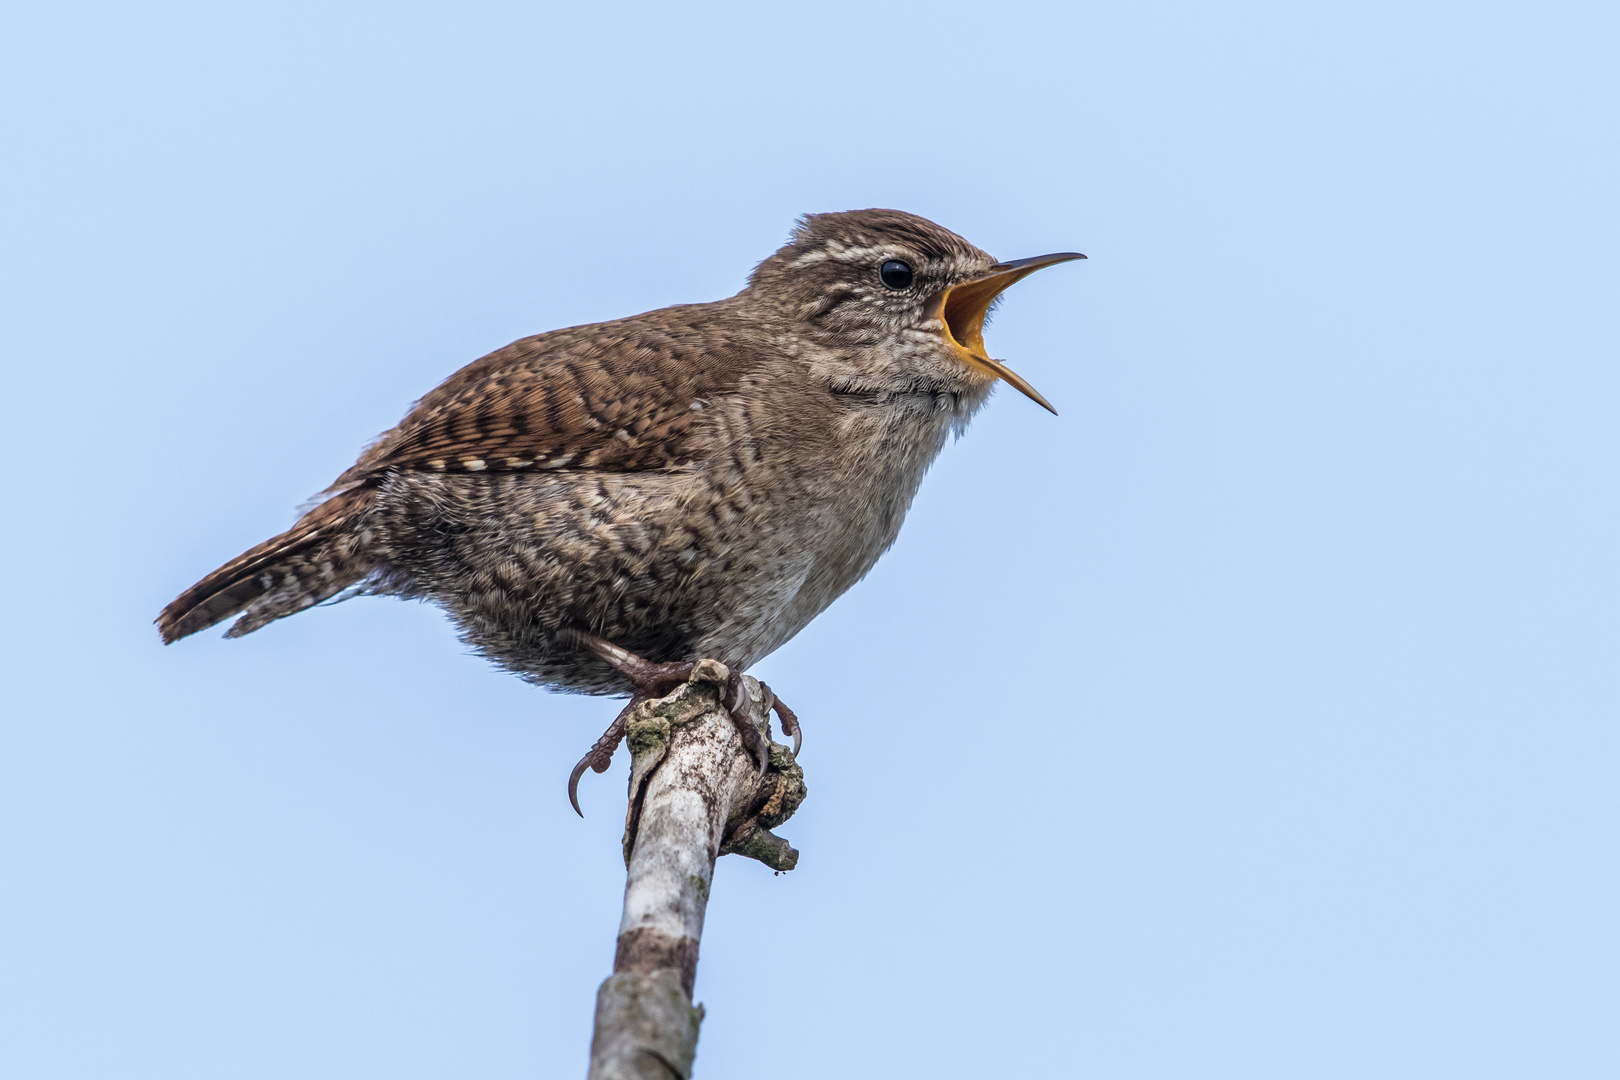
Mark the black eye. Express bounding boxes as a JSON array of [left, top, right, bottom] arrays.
[[879, 259, 914, 289]]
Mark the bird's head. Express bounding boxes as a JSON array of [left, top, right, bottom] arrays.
[[744, 208, 1083, 414]]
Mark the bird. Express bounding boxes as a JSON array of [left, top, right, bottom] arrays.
[[157, 208, 1084, 810]]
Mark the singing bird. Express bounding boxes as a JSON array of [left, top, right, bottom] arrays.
[[158, 209, 1083, 810]]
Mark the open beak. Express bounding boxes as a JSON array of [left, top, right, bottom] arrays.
[[937, 251, 1086, 414]]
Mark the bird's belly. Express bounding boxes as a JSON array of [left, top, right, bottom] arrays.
[[363, 469, 825, 692], [363, 418, 938, 693]]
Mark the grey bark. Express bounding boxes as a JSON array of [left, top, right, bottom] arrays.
[[587, 660, 806, 1080]]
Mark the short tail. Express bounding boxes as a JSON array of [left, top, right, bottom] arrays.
[[157, 486, 374, 644]]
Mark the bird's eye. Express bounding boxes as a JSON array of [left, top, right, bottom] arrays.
[[879, 259, 914, 290]]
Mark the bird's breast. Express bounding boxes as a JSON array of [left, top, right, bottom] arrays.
[[698, 387, 964, 665]]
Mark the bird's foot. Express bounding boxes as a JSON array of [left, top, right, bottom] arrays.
[[758, 682, 802, 758], [718, 670, 771, 776], [567, 692, 646, 818], [564, 631, 799, 814]]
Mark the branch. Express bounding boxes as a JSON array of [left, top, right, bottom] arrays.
[[587, 660, 807, 1080]]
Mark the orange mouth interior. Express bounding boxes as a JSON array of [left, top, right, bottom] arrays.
[[935, 269, 1058, 414], [940, 274, 1009, 360]]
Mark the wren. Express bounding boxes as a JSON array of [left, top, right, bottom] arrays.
[[158, 209, 1083, 808]]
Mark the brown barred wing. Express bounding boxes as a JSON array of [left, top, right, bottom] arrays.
[[335, 309, 755, 484]]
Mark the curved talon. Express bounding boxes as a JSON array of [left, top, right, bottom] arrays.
[[563, 632, 800, 811], [759, 683, 777, 726], [722, 670, 747, 717], [724, 671, 770, 774], [761, 683, 802, 758], [567, 755, 593, 818], [565, 694, 639, 817], [570, 744, 618, 819], [743, 729, 769, 773]]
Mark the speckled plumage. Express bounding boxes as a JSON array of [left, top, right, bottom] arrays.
[[159, 209, 1079, 696]]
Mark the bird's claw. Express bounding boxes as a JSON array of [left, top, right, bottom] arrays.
[[725, 671, 770, 774], [566, 697, 639, 817], [564, 631, 803, 812], [566, 752, 605, 818], [760, 681, 802, 758]]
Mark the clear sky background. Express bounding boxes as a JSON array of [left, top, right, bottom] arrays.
[[2, 2, 1616, 1077]]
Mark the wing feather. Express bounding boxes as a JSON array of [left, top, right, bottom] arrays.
[[332, 305, 755, 487]]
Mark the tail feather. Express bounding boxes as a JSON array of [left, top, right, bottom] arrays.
[[158, 487, 373, 644]]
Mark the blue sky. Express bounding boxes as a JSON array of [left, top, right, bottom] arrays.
[[2, 2, 1616, 1076]]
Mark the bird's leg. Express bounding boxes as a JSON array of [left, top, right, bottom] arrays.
[[565, 631, 698, 817], [572, 630, 699, 696], [581, 630, 769, 772], [565, 630, 779, 814]]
